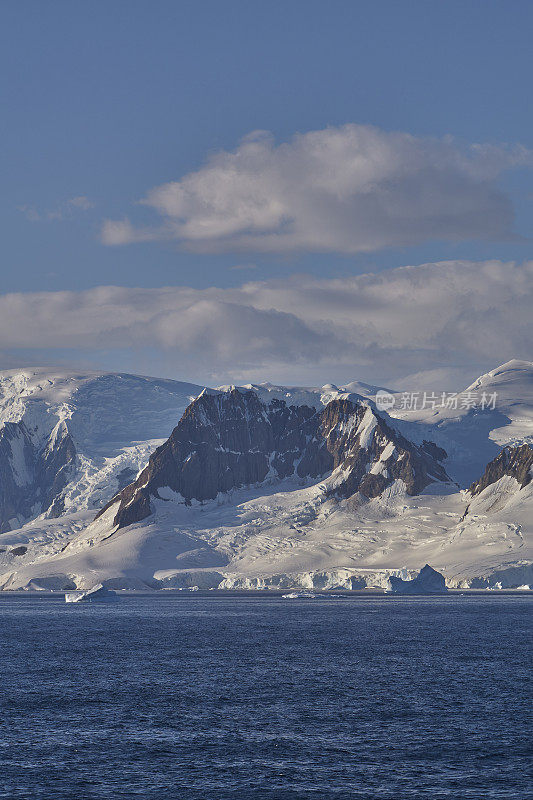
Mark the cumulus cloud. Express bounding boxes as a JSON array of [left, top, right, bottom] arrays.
[[1, 260, 531, 388], [101, 125, 531, 254]]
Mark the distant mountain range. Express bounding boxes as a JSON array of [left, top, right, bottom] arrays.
[[0, 360, 531, 591]]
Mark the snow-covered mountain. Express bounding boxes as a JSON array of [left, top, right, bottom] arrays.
[[100, 388, 448, 530], [0, 361, 531, 591], [388, 359, 533, 486], [0, 368, 202, 531]]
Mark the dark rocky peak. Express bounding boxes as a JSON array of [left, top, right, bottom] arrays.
[[298, 397, 448, 499], [469, 443, 533, 496], [98, 389, 319, 528], [100, 389, 450, 531], [174, 388, 317, 457]]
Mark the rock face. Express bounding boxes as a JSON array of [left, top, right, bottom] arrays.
[[0, 420, 76, 532], [389, 564, 447, 594], [469, 444, 533, 496], [101, 389, 449, 530]]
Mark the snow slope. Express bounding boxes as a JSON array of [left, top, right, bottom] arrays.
[[0, 362, 531, 591], [388, 360, 533, 486]]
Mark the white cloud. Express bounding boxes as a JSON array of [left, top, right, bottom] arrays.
[[66, 196, 94, 211], [1, 260, 531, 388], [101, 218, 158, 245], [19, 196, 95, 222], [101, 124, 531, 254]]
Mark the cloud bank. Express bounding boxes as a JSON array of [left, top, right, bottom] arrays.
[[1, 260, 531, 388], [102, 125, 531, 254]]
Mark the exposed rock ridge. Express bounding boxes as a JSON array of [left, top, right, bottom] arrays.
[[100, 389, 449, 530], [0, 420, 76, 532], [469, 444, 533, 496], [298, 397, 448, 500]]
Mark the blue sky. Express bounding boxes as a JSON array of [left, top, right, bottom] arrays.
[[1, 1, 532, 386]]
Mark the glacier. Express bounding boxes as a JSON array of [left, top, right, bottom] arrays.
[[0, 361, 531, 592]]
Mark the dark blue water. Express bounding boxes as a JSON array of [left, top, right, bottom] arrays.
[[0, 595, 530, 800]]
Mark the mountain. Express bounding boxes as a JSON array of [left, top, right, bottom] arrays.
[[0, 418, 76, 531], [0, 361, 531, 592], [469, 444, 533, 496], [388, 359, 533, 486], [0, 368, 203, 532], [100, 388, 448, 530]]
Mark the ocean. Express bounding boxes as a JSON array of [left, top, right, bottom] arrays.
[[0, 594, 530, 799]]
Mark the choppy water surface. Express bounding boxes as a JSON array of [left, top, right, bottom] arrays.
[[0, 594, 530, 799]]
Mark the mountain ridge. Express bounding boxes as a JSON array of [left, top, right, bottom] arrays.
[[0, 360, 531, 591], [100, 389, 449, 529]]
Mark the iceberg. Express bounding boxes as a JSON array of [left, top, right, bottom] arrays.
[[388, 565, 447, 595], [65, 584, 118, 603]]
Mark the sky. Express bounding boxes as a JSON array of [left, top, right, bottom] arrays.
[[1, 0, 532, 389]]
